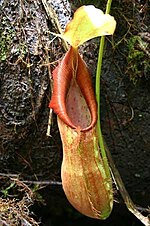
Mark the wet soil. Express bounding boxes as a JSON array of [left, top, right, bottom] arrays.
[[0, 0, 150, 225]]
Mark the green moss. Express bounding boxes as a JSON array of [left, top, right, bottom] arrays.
[[0, 17, 16, 61], [127, 35, 150, 84], [0, 16, 28, 62]]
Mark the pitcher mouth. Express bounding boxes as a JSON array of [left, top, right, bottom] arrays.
[[65, 78, 93, 131], [49, 47, 97, 132]]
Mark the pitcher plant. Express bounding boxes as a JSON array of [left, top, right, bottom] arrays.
[[49, 5, 116, 219]]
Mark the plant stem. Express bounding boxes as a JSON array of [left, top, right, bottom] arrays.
[[95, 0, 112, 179], [105, 0, 113, 14], [96, 1, 150, 225]]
